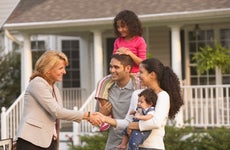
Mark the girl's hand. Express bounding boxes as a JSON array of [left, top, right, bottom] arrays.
[[116, 47, 130, 55]]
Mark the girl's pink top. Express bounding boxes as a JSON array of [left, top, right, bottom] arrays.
[[113, 36, 147, 73]]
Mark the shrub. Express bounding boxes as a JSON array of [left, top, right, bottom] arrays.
[[69, 126, 230, 150], [165, 126, 230, 150], [0, 51, 21, 108], [68, 132, 108, 150]]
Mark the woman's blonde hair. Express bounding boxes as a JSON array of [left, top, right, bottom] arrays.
[[30, 50, 68, 80]]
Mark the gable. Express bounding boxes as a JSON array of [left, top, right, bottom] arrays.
[[0, 0, 20, 28]]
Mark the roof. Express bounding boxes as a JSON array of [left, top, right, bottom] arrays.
[[6, 0, 230, 23], [4, 0, 230, 31]]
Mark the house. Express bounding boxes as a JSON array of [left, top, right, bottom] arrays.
[[1, 0, 230, 148]]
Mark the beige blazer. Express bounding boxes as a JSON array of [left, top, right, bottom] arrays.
[[16, 77, 84, 148]]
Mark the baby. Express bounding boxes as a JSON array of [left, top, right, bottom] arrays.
[[116, 88, 157, 150]]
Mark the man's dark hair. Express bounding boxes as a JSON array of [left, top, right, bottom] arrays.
[[111, 54, 134, 68]]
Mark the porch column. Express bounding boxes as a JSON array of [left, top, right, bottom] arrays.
[[92, 31, 103, 88], [169, 25, 183, 127], [21, 33, 32, 92], [3, 32, 10, 54], [49, 35, 57, 50], [170, 25, 182, 79]]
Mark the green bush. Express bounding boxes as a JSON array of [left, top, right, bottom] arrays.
[[0, 51, 21, 108], [68, 132, 108, 150], [165, 126, 230, 150], [192, 42, 230, 74], [69, 126, 230, 150]]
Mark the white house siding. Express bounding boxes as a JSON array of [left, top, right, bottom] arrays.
[[148, 26, 171, 66]]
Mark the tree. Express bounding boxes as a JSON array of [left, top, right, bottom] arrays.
[[0, 51, 21, 108], [192, 42, 230, 84]]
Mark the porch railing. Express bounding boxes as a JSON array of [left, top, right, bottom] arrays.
[[1, 91, 24, 140], [60, 88, 87, 131], [182, 85, 230, 128], [1, 85, 230, 141], [0, 88, 87, 139], [71, 84, 230, 141]]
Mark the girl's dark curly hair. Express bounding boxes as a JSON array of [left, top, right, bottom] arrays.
[[141, 58, 184, 119], [113, 10, 143, 37]]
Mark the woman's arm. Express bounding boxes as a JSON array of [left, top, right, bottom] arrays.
[[135, 114, 153, 121], [30, 77, 103, 125], [104, 115, 117, 127]]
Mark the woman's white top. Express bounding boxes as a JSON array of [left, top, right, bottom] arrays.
[[116, 89, 170, 150]]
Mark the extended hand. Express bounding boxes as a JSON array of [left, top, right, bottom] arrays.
[[92, 112, 117, 127], [89, 112, 104, 126]]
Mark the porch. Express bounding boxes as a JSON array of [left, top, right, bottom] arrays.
[[1, 85, 230, 146]]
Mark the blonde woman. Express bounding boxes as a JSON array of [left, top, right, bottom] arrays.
[[16, 50, 102, 150]]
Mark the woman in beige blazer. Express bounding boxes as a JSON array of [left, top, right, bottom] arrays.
[[16, 50, 102, 150]]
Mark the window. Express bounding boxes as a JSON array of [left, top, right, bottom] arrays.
[[188, 29, 215, 85], [31, 41, 46, 68], [220, 29, 230, 84], [188, 27, 230, 85], [62, 40, 80, 88], [31, 40, 46, 51]]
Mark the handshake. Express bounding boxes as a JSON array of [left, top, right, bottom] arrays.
[[87, 112, 106, 126], [86, 101, 115, 127]]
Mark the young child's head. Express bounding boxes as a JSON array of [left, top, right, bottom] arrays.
[[138, 89, 157, 109], [113, 10, 143, 38]]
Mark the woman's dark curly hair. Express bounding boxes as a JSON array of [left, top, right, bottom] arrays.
[[141, 58, 184, 119], [113, 10, 143, 37]]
